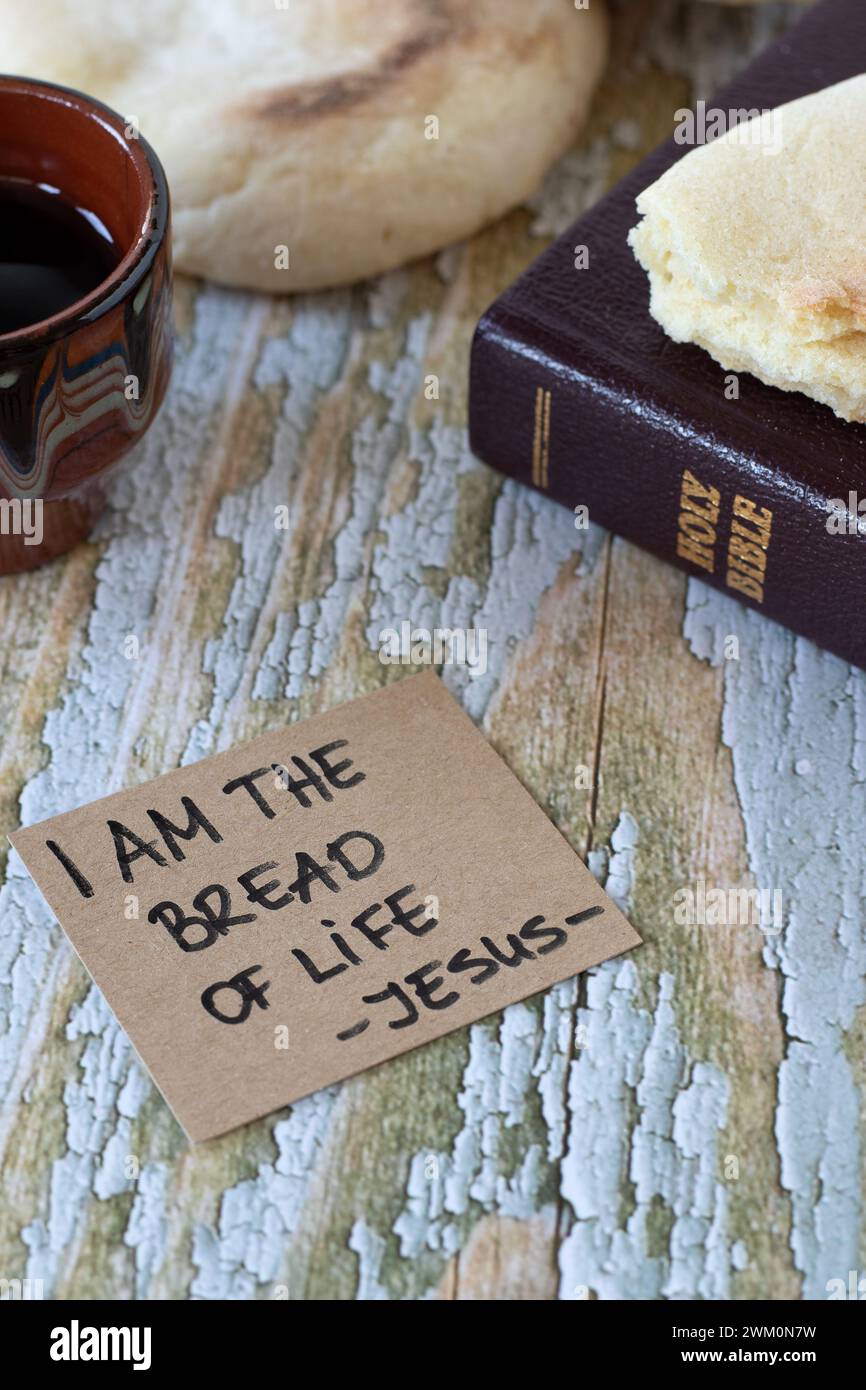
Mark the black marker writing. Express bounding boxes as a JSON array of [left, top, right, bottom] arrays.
[[145, 797, 222, 862], [107, 800, 225, 884], [326, 830, 384, 881], [108, 819, 168, 883], [565, 905, 605, 928], [221, 767, 276, 820], [149, 884, 257, 951], [290, 884, 432, 983], [361, 961, 459, 1031], [333, 906, 605, 1040], [336, 1019, 370, 1042], [234, 831, 386, 914], [201, 965, 270, 1024], [361, 982, 418, 1030], [45, 839, 94, 900], [224, 738, 365, 819]]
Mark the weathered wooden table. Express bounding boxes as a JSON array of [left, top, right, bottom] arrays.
[[2, 1, 859, 1301]]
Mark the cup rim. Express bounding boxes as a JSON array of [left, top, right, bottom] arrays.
[[0, 74, 170, 350]]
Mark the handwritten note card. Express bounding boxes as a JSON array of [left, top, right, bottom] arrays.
[[11, 674, 641, 1141]]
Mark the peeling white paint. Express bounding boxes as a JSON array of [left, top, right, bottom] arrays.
[[367, 414, 584, 723], [6, 290, 258, 1293], [349, 1220, 390, 1301], [558, 963, 730, 1300], [684, 582, 865, 1297], [125, 1164, 170, 1298], [22, 985, 148, 1290], [535, 981, 579, 1164], [190, 1088, 337, 1299], [189, 294, 353, 739], [285, 312, 433, 701], [392, 983, 577, 1282], [604, 811, 640, 913]]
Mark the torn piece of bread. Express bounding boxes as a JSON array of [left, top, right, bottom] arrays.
[[629, 75, 866, 423]]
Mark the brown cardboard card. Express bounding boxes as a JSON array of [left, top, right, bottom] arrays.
[[10, 673, 641, 1141]]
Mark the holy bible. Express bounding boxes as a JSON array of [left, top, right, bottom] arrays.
[[468, 0, 866, 671]]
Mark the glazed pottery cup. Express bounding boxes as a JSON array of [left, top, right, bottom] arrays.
[[0, 75, 173, 574]]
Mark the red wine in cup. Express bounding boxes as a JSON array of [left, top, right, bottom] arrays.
[[0, 175, 120, 335]]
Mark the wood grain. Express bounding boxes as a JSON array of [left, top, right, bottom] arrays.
[[2, 1, 859, 1301]]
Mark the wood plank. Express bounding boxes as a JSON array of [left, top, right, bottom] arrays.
[[1, 1, 852, 1301]]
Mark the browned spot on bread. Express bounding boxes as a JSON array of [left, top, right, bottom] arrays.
[[242, 0, 463, 124]]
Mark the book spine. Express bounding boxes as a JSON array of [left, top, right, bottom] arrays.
[[469, 310, 866, 671]]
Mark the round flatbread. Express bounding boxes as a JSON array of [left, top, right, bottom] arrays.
[[3, 0, 609, 292]]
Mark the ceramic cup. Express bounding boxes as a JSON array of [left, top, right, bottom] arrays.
[[0, 75, 173, 574]]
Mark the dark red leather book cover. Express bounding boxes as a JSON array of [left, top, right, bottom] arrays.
[[469, 0, 866, 671]]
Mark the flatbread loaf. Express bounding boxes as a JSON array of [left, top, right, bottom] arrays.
[[2, 0, 609, 291], [629, 75, 866, 423]]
